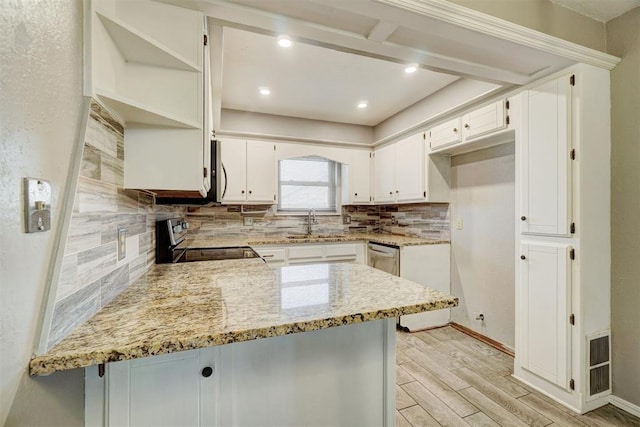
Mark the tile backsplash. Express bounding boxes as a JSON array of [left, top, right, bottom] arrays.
[[186, 203, 449, 241], [47, 100, 183, 350]]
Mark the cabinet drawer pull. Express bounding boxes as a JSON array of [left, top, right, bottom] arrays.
[[201, 367, 213, 378], [520, 255, 526, 260], [262, 254, 274, 258], [521, 216, 526, 221]]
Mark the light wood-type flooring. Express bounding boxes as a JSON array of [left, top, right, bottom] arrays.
[[395, 326, 640, 426]]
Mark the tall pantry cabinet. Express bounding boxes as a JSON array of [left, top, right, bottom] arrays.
[[514, 64, 611, 414]]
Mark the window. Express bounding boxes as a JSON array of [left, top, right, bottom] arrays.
[[278, 156, 339, 212]]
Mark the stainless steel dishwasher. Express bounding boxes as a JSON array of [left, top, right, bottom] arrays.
[[367, 243, 400, 276]]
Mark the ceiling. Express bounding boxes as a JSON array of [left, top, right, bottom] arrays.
[[221, 28, 461, 126], [550, 0, 640, 22]]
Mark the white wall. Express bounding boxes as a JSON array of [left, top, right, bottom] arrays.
[[606, 6, 640, 408], [221, 109, 373, 146], [0, 0, 85, 425], [449, 143, 516, 348]]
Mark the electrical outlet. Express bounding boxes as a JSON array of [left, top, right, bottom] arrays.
[[243, 217, 254, 226], [456, 218, 463, 230], [117, 228, 126, 260]]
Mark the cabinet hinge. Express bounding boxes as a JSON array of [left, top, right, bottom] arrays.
[[570, 149, 576, 160], [204, 34, 208, 46], [274, 145, 276, 151], [203, 167, 208, 178], [98, 363, 105, 378], [569, 314, 575, 325], [569, 248, 575, 260], [423, 191, 426, 198], [273, 194, 276, 201], [570, 74, 575, 86], [569, 379, 575, 390], [570, 222, 576, 234], [506, 115, 510, 125], [505, 100, 510, 110], [369, 152, 372, 158]]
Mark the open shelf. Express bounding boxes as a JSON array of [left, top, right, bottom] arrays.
[[96, 10, 200, 72], [96, 90, 201, 129]]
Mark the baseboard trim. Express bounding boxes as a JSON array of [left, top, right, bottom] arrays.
[[450, 322, 515, 357], [609, 395, 640, 418]]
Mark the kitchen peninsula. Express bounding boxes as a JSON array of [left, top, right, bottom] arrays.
[[31, 258, 457, 426]]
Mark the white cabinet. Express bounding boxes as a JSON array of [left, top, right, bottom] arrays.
[[398, 244, 451, 331], [373, 134, 450, 204], [220, 139, 276, 204], [427, 100, 510, 155], [520, 77, 572, 236], [462, 101, 506, 140], [87, 0, 212, 196], [99, 348, 218, 427], [428, 117, 462, 150], [348, 150, 371, 204], [519, 242, 572, 390], [372, 144, 396, 203], [254, 242, 366, 266]]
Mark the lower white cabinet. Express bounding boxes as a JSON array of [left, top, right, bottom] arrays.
[[398, 244, 451, 331], [86, 320, 396, 427], [254, 242, 366, 266], [518, 242, 572, 390]]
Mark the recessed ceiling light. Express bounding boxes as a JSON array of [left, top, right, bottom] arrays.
[[357, 102, 368, 109], [259, 87, 271, 95], [405, 65, 418, 74], [278, 36, 292, 48]]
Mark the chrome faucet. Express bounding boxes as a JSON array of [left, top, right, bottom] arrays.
[[307, 209, 318, 235]]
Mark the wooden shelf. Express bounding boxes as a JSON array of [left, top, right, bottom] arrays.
[[96, 10, 200, 72], [96, 90, 200, 129]]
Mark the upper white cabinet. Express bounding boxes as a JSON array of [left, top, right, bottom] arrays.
[[220, 139, 276, 204], [428, 117, 463, 150], [373, 134, 450, 204], [427, 100, 510, 155], [87, 0, 212, 196], [348, 150, 372, 204], [372, 144, 396, 203], [520, 76, 572, 236]]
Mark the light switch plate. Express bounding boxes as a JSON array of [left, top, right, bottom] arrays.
[[243, 217, 254, 226], [24, 178, 52, 233], [117, 228, 126, 260]]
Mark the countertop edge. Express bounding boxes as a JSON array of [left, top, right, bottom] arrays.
[[29, 298, 458, 376]]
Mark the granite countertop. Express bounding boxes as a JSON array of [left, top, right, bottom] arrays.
[[30, 260, 457, 375], [187, 233, 449, 249]]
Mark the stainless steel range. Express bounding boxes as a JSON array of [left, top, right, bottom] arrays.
[[156, 218, 260, 263]]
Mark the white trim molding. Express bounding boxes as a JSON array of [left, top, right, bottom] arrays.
[[609, 395, 640, 418], [378, 0, 621, 70]]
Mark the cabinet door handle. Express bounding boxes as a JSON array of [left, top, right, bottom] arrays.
[[395, 190, 399, 194], [354, 193, 358, 196], [221, 163, 228, 199], [464, 124, 470, 129], [201, 367, 213, 378], [262, 254, 274, 258], [241, 190, 245, 194], [453, 128, 458, 133], [520, 255, 526, 260], [521, 216, 526, 221], [248, 190, 252, 194], [389, 192, 393, 195]]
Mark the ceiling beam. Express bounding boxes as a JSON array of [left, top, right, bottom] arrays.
[[367, 20, 399, 42], [176, 0, 532, 85]]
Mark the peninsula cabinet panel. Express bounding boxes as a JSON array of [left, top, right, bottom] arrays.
[[105, 348, 218, 427], [519, 242, 572, 390], [520, 76, 572, 237]]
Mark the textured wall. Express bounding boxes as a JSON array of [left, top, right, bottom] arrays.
[[46, 101, 184, 349], [606, 6, 640, 408], [0, 0, 85, 425]]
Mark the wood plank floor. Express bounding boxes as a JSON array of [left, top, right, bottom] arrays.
[[396, 326, 640, 427]]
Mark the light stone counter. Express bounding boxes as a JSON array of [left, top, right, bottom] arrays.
[[187, 232, 449, 249], [30, 260, 457, 375]]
